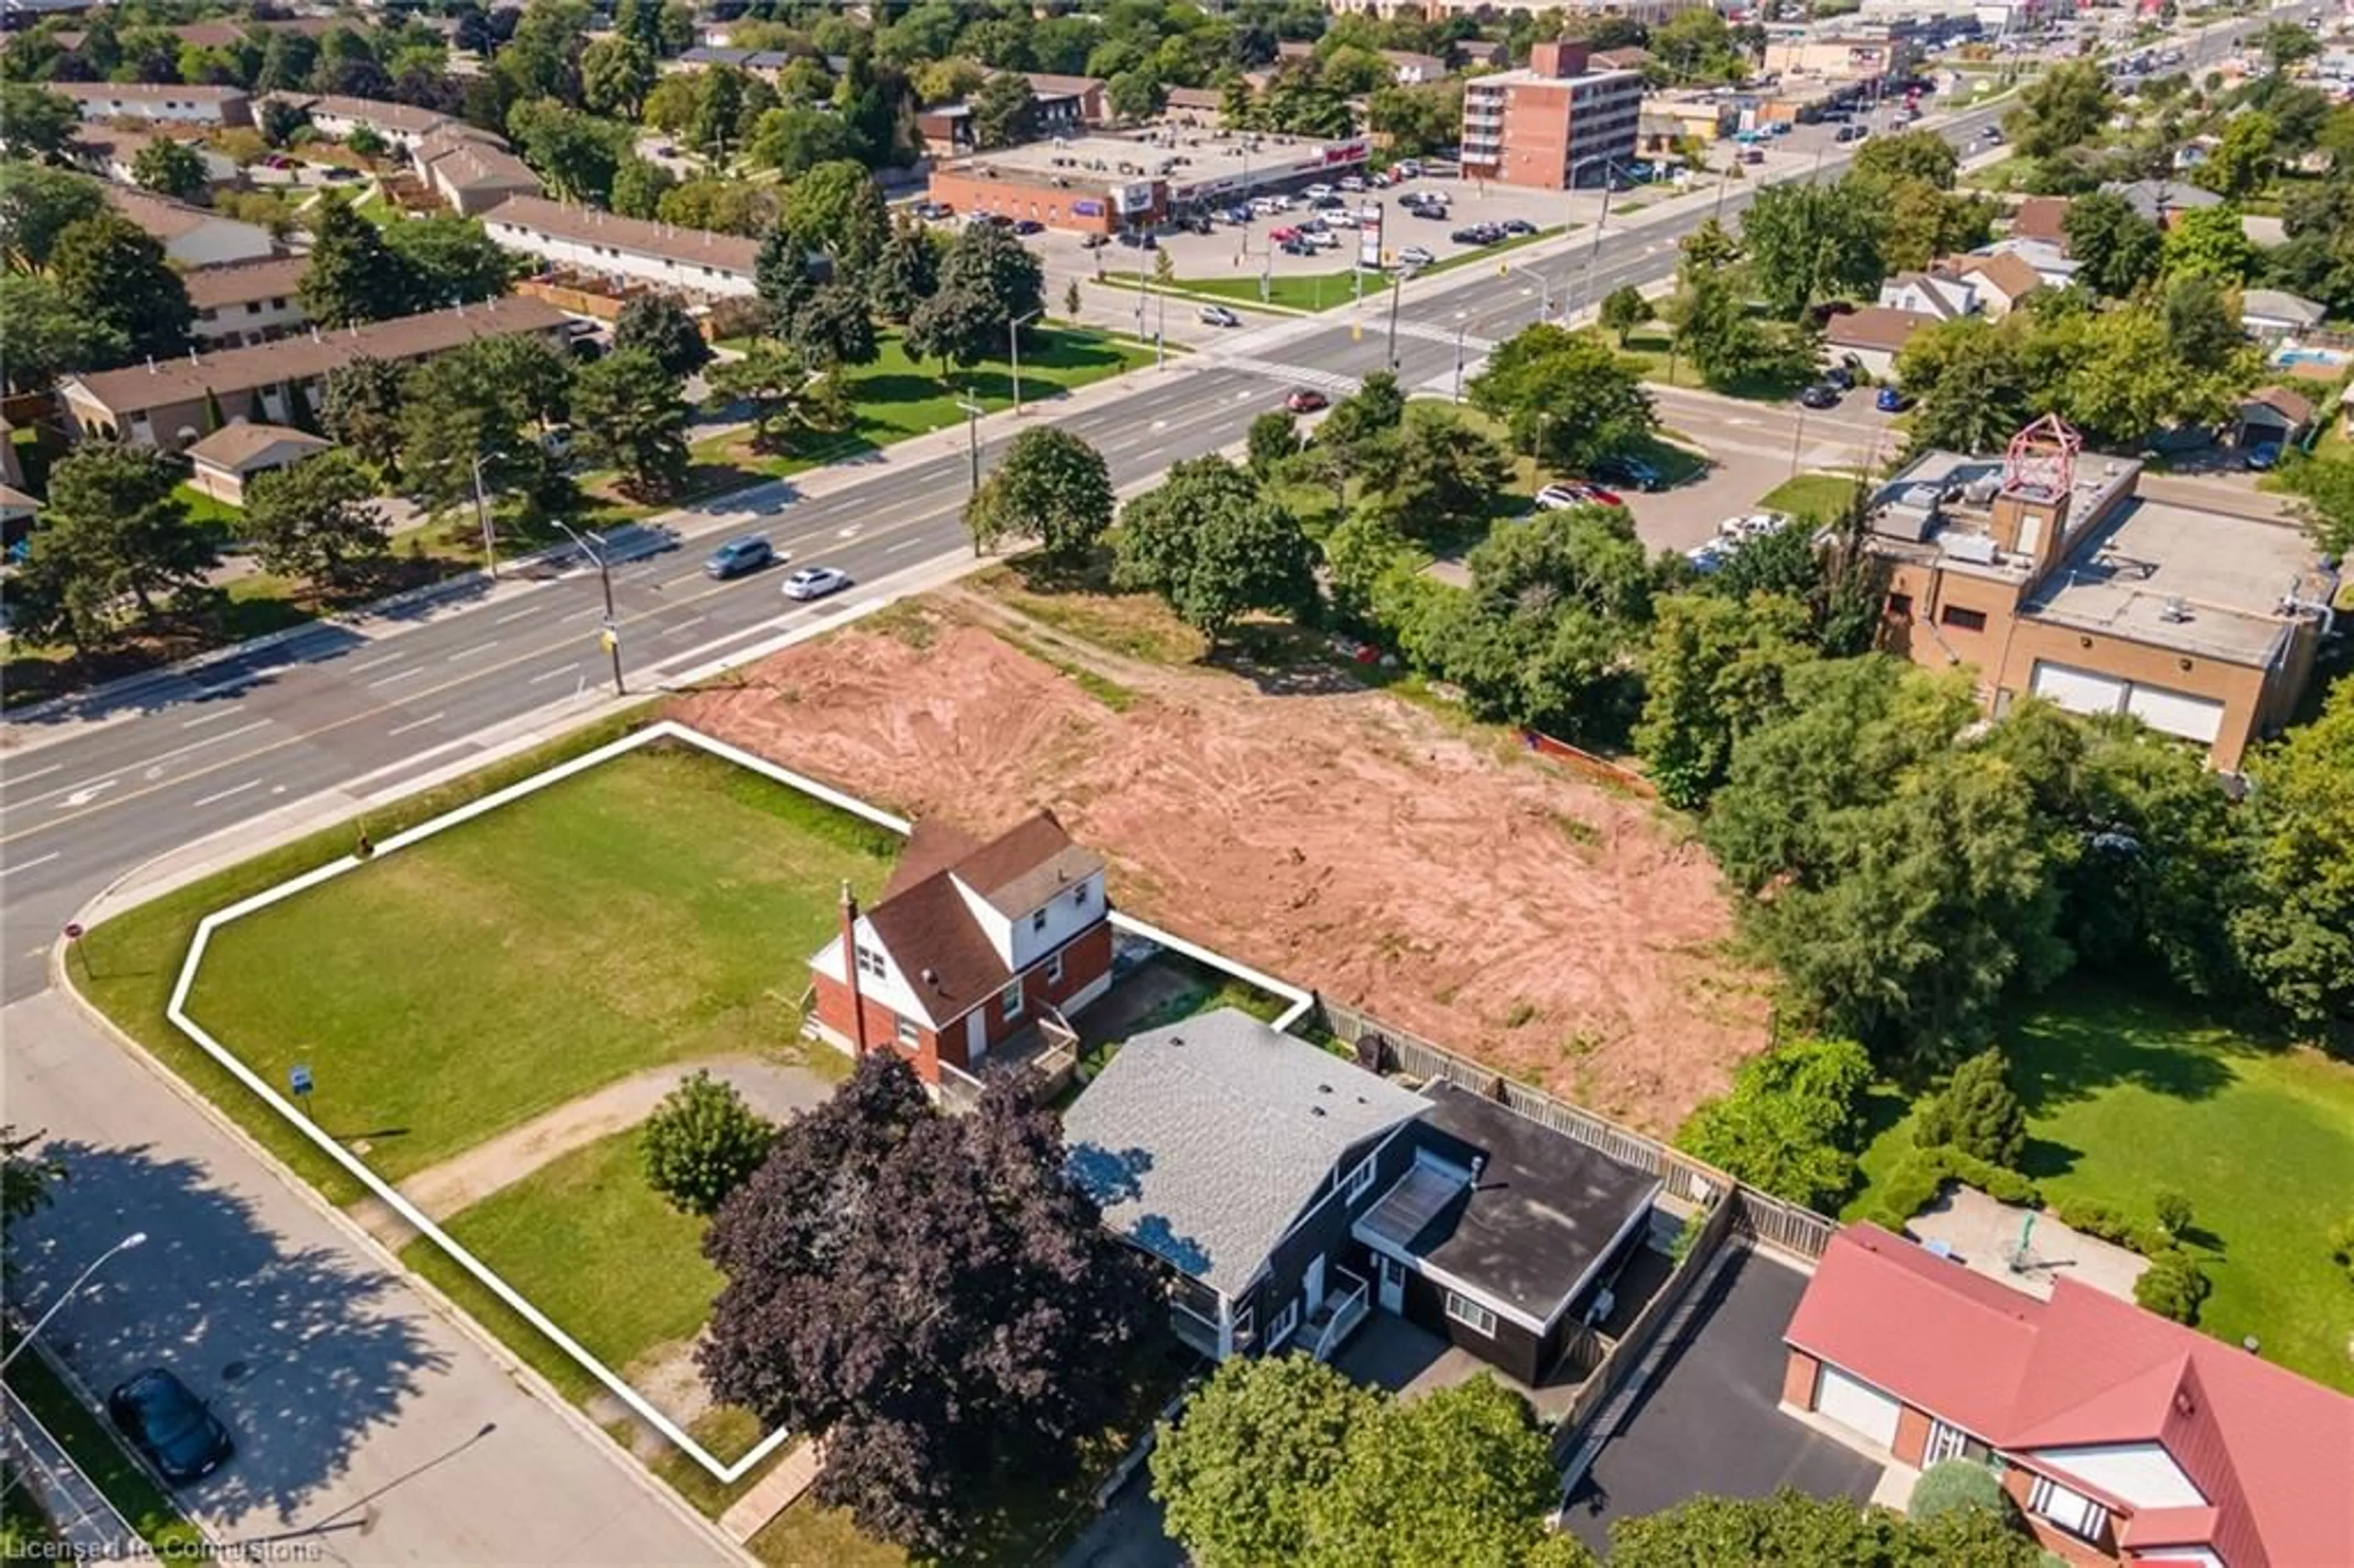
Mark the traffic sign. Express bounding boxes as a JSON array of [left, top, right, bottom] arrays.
[[289, 1064, 314, 1097]]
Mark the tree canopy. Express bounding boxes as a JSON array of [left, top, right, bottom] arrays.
[[1115, 455, 1320, 647], [964, 425, 1114, 564], [1466, 324, 1656, 476]]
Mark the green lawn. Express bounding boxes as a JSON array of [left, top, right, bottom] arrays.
[[1845, 983, 2354, 1391], [1618, 325, 1815, 403], [1, 1335, 208, 1556], [1106, 227, 1568, 315], [1759, 471, 1866, 519], [173, 481, 243, 530], [178, 743, 897, 1181]]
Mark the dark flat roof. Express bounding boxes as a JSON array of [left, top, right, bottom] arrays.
[[1377, 1083, 1659, 1322]]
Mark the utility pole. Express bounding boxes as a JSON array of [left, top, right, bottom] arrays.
[[551, 521, 623, 695], [957, 399, 985, 499], [1008, 308, 1042, 414], [1156, 291, 1167, 370], [1384, 261, 1404, 368], [1451, 321, 1467, 403], [468, 450, 500, 580], [1580, 160, 1619, 320]]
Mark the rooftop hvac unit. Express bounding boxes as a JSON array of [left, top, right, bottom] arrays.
[[2158, 596, 2192, 623], [1945, 531, 2000, 565], [1962, 476, 2002, 506]]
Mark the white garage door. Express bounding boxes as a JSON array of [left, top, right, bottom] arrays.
[[2125, 684, 2225, 745], [1816, 1366, 1903, 1450], [2031, 661, 2128, 717]]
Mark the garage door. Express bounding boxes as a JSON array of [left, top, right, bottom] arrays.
[[2030, 661, 2128, 717], [1816, 1366, 1903, 1450], [2125, 684, 2225, 745]]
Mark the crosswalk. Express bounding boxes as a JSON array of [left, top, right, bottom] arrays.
[[1213, 355, 1364, 396]]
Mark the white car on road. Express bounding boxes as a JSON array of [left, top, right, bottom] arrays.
[[1198, 305, 1242, 327], [1398, 245, 1435, 266], [782, 565, 851, 601]]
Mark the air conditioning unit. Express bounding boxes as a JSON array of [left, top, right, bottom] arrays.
[[2158, 596, 2192, 623]]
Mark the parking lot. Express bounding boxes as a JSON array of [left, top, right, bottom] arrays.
[[1561, 1247, 1882, 1552]]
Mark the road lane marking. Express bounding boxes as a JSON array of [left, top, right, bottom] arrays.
[[886, 538, 922, 554], [190, 778, 262, 808], [180, 707, 243, 728], [560, 606, 603, 623], [527, 663, 579, 685], [495, 606, 541, 624], [447, 641, 501, 661], [0, 852, 60, 880], [58, 779, 116, 809], [367, 667, 428, 688], [662, 615, 708, 638], [345, 651, 405, 674], [135, 719, 272, 774], [387, 712, 445, 736], [1, 763, 63, 787]]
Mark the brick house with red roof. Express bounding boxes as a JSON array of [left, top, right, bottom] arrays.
[[1783, 1224, 2354, 1568], [807, 813, 1114, 1088]]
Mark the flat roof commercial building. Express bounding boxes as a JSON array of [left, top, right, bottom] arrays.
[[1460, 40, 1643, 189], [928, 127, 1369, 235], [1864, 420, 2337, 772]]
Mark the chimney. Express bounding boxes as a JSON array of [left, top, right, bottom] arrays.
[[1530, 39, 1590, 78], [839, 882, 869, 1055]]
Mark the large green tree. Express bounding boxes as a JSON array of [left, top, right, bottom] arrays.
[[243, 449, 390, 588], [0, 273, 124, 390], [1115, 455, 1320, 648], [1893, 316, 2035, 455], [780, 158, 889, 272], [1611, 1488, 2046, 1567], [1677, 1035, 1876, 1209], [1738, 181, 1884, 318], [2230, 679, 2354, 1042], [2160, 203, 2260, 283], [2062, 189, 2163, 297], [1467, 323, 1655, 474], [1152, 1355, 1381, 1568], [938, 217, 1045, 327], [323, 356, 409, 474], [613, 292, 711, 379], [48, 211, 192, 360], [2003, 61, 2114, 161], [300, 196, 417, 326], [570, 348, 689, 498], [1635, 591, 1816, 810], [383, 215, 514, 305], [0, 85, 80, 163], [131, 137, 208, 203], [963, 425, 1113, 564], [0, 161, 105, 270], [11, 443, 216, 650], [706, 340, 847, 452]]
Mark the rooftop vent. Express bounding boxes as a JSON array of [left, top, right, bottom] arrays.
[[2158, 596, 2192, 623]]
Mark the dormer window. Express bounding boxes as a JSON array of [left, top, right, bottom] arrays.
[[1031, 908, 1048, 934], [855, 943, 885, 980]]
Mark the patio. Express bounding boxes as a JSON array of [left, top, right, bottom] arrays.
[[1333, 1311, 1593, 1421], [1900, 1186, 2148, 1305]]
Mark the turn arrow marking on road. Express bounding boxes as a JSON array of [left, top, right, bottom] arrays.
[[58, 780, 116, 809]]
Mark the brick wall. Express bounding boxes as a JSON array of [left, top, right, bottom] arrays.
[[1781, 1350, 1820, 1410], [1893, 1404, 1932, 1469]]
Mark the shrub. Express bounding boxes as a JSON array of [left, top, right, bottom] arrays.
[[1912, 1048, 2027, 1168], [1908, 1459, 2010, 1526], [1861, 1146, 2041, 1234], [2055, 1198, 2164, 1257], [641, 1070, 778, 1217], [1675, 1035, 1875, 1211], [2134, 1247, 2212, 1324], [2154, 1189, 2194, 1238], [2328, 1216, 2354, 1285]]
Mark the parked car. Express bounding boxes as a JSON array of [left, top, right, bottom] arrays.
[[1563, 479, 1622, 506], [108, 1369, 233, 1486], [2243, 440, 2284, 471], [1306, 183, 1336, 200], [1875, 386, 1913, 413], [1978, 127, 2005, 145], [704, 535, 775, 579], [1013, 218, 1045, 235], [1684, 541, 1730, 574], [1591, 453, 1663, 492], [1368, 170, 1392, 188], [1398, 245, 1435, 265], [782, 565, 850, 601], [1198, 305, 1241, 327], [1536, 482, 1621, 511], [1311, 193, 1344, 210], [1270, 226, 1300, 244], [1395, 158, 1422, 178], [913, 200, 953, 221], [1306, 230, 1341, 249], [1079, 232, 1109, 248], [1823, 363, 1855, 390], [1501, 218, 1537, 237], [1799, 382, 1843, 408], [1281, 238, 1316, 256], [322, 164, 360, 181], [1338, 174, 1366, 191], [1116, 229, 1156, 249], [1222, 204, 1253, 224], [1742, 147, 1766, 164], [1286, 388, 1330, 413], [1717, 512, 1786, 540]]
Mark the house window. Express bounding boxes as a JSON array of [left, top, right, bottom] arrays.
[[1443, 1292, 1497, 1337], [1267, 1295, 1301, 1350], [1940, 604, 1988, 632], [896, 1017, 919, 1048], [1046, 951, 1065, 986], [1343, 1155, 1376, 1203], [1230, 1298, 1255, 1348], [1000, 982, 1024, 1021], [1031, 908, 1048, 934], [2027, 1475, 2108, 1543], [1071, 883, 1089, 907], [855, 943, 885, 980], [1886, 592, 1913, 620], [246, 302, 262, 315]]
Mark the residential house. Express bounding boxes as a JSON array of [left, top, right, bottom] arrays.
[[415, 127, 543, 217], [1062, 1009, 1430, 1363], [58, 297, 571, 452], [2102, 179, 2223, 226], [481, 194, 759, 298], [1382, 50, 1450, 84], [2234, 386, 2313, 449], [1862, 429, 2337, 771], [2237, 287, 2326, 339], [1975, 237, 2081, 291], [104, 186, 275, 267], [70, 125, 240, 191], [669, 45, 795, 80], [1785, 1224, 2354, 1568], [1353, 1081, 1661, 1388], [807, 813, 1116, 1090], [1878, 270, 1979, 322], [1949, 251, 2045, 319], [918, 70, 1108, 154], [183, 421, 330, 507], [51, 82, 251, 128], [2008, 194, 2072, 249], [183, 256, 309, 348], [267, 92, 459, 153], [1164, 85, 1222, 125], [1826, 304, 1938, 379]]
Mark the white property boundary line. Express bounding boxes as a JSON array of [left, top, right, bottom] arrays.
[[164, 720, 908, 1483], [164, 717, 1308, 1483]]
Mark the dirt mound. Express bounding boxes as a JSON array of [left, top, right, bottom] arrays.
[[674, 612, 1768, 1132]]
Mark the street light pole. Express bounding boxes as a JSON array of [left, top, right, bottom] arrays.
[[1008, 308, 1042, 414], [1, 1233, 147, 1376], [956, 399, 985, 501], [550, 521, 623, 695], [1385, 260, 1404, 368], [468, 451, 500, 580], [1451, 320, 1467, 403]]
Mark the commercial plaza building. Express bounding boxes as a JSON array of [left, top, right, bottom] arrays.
[[927, 128, 1369, 235], [1458, 40, 1643, 189]]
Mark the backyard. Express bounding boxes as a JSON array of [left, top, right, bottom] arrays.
[[1845, 983, 2354, 1391]]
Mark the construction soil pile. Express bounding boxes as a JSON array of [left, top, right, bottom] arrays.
[[672, 598, 1769, 1133]]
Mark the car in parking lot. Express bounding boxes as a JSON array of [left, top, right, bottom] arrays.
[[1306, 183, 1335, 200], [1339, 174, 1365, 191], [2242, 440, 2283, 471], [1311, 193, 1344, 210], [1306, 229, 1340, 249], [1013, 218, 1045, 235], [1501, 218, 1537, 237], [1394, 158, 1422, 178], [1591, 454, 1663, 492], [1978, 127, 2004, 145], [1717, 512, 1787, 541], [1742, 146, 1766, 164], [1222, 204, 1252, 224], [1875, 386, 1913, 412], [1398, 245, 1434, 265], [1197, 305, 1241, 327], [1798, 382, 1842, 408], [783, 565, 850, 601], [1285, 388, 1329, 413], [704, 534, 776, 579], [108, 1369, 234, 1486], [1535, 481, 1620, 511], [1822, 363, 1854, 390], [1450, 224, 1503, 246], [1281, 238, 1316, 256], [1270, 226, 1300, 244], [1079, 232, 1108, 248]]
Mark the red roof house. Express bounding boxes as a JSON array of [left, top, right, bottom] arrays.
[[808, 813, 1113, 1090], [1783, 1224, 2354, 1568]]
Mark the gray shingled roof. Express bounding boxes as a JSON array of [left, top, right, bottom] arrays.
[[1062, 1010, 1426, 1297]]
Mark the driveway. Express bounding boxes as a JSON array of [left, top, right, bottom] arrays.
[[2, 988, 731, 1566], [1561, 1247, 1880, 1553]]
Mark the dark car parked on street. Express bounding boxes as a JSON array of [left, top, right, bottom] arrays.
[[109, 1369, 233, 1486]]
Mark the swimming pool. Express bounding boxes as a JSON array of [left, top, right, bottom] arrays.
[[2272, 346, 2349, 368]]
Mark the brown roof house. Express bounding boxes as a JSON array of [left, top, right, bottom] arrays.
[[59, 296, 570, 452], [104, 185, 276, 268], [1951, 251, 2046, 319], [808, 813, 1116, 1095], [415, 127, 543, 217], [52, 82, 251, 128], [183, 257, 309, 349], [183, 421, 331, 508], [2236, 386, 2314, 449], [482, 194, 759, 299], [2008, 194, 2072, 249], [1825, 304, 1938, 379]]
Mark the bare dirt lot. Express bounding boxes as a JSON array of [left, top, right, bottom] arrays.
[[672, 592, 1769, 1132]]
